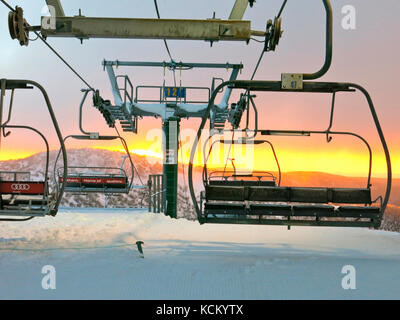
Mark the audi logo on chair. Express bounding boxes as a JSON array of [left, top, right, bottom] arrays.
[[11, 183, 31, 191], [0, 182, 45, 195]]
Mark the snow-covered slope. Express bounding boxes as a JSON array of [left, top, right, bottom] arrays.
[[0, 209, 399, 300]]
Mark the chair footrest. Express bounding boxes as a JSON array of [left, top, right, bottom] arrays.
[[337, 206, 380, 218], [2, 199, 49, 206], [64, 187, 129, 193], [201, 216, 378, 228], [292, 205, 335, 217], [250, 204, 292, 216], [0, 209, 49, 217], [204, 202, 380, 219]]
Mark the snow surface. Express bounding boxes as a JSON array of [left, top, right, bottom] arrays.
[[0, 209, 399, 300]]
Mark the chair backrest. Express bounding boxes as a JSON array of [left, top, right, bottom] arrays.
[[205, 186, 372, 204], [209, 180, 276, 187]]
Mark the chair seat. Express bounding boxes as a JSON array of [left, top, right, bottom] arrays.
[[209, 180, 276, 187]]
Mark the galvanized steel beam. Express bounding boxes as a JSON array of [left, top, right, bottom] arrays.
[[41, 16, 258, 42]]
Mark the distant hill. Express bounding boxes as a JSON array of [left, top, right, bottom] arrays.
[[0, 149, 399, 230]]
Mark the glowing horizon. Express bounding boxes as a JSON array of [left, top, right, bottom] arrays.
[[0, 146, 398, 179]]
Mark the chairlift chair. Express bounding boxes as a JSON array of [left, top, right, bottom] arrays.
[[200, 137, 282, 218], [189, 80, 392, 229], [53, 89, 136, 195], [57, 164, 130, 194], [0, 79, 67, 221], [202, 138, 281, 187]]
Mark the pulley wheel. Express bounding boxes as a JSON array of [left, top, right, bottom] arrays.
[[269, 17, 282, 51], [8, 11, 18, 40], [8, 7, 29, 46]]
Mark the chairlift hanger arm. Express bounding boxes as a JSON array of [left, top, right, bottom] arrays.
[[78, 89, 91, 136], [247, 0, 331, 81], [1, 88, 14, 138], [272, 0, 332, 80], [302, 0, 333, 80]]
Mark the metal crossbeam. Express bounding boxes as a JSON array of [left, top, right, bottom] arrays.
[[40, 16, 261, 42], [103, 60, 243, 70]]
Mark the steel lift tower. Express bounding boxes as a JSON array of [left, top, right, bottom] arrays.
[[102, 60, 243, 218]]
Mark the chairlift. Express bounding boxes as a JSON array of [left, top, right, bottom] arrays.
[[188, 80, 392, 229], [0, 79, 67, 221], [202, 138, 281, 187], [56, 165, 130, 194], [200, 137, 281, 217], [53, 89, 137, 195]]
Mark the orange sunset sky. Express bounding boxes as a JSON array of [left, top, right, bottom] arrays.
[[0, 0, 399, 178]]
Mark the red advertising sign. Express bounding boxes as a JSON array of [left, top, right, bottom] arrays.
[[105, 178, 126, 184], [82, 178, 103, 184], [60, 176, 127, 186], [59, 177, 81, 183], [0, 181, 45, 195]]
